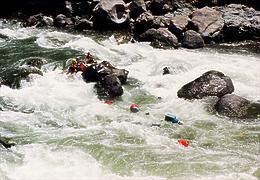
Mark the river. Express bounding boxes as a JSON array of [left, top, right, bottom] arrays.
[[0, 19, 260, 180]]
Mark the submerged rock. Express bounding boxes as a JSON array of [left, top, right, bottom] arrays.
[[177, 70, 234, 99], [0, 137, 15, 149], [0, 57, 46, 88]]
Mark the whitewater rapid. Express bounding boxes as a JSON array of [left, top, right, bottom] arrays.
[[0, 20, 259, 180]]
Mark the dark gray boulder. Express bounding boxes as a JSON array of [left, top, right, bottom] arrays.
[[149, 0, 172, 15], [217, 4, 260, 40], [128, 0, 147, 19], [139, 28, 178, 48], [133, 12, 154, 35], [182, 30, 205, 49], [92, 0, 129, 29], [54, 14, 74, 28], [99, 74, 124, 97], [190, 7, 224, 42], [82, 61, 129, 84], [177, 70, 234, 99], [24, 14, 53, 27], [74, 18, 93, 30], [215, 94, 260, 118]]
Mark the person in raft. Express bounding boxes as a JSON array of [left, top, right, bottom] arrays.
[[67, 57, 86, 74]]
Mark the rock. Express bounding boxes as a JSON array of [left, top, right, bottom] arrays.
[[19, 57, 47, 69], [163, 66, 170, 75], [149, 0, 172, 15], [168, 15, 190, 40], [182, 30, 204, 49], [215, 94, 252, 118], [100, 74, 124, 97], [177, 70, 234, 99], [128, 0, 147, 19], [134, 12, 154, 35], [41, 16, 54, 27], [0, 66, 43, 88], [24, 14, 53, 27], [82, 61, 129, 84], [54, 14, 74, 28], [152, 14, 172, 29], [217, 0, 260, 11], [217, 4, 260, 40], [92, 0, 129, 29], [0, 137, 15, 149], [190, 7, 224, 42], [139, 28, 179, 48], [0, 57, 46, 88], [74, 18, 93, 30]]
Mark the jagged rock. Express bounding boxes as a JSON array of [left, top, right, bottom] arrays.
[[128, 0, 147, 19], [24, 14, 53, 27], [182, 30, 204, 49], [54, 14, 74, 28], [99, 74, 124, 97], [134, 12, 154, 35], [177, 70, 234, 99], [190, 6, 224, 42], [168, 15, 190, 40], [215, 94, 260, 118], [152, 15, 172, 29], [82, 61, 128, 98], [139, 28, 178, 48], [217, 4, 260, 40], [82, 61, 129, 84], [92, 0, 129, 29]]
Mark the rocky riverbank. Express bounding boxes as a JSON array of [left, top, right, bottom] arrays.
[[0, 0, 259, 49]]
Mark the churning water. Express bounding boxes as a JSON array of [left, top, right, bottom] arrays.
[[0, 20, 259, 180]]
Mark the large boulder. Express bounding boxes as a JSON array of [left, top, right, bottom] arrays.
[[149, 0, 172, 15], [82, 61, 129, 84], [177, 70, 234, 99], [217, 4, 260, 40], [190, 7, 224, 42], [139, 28, 179, 48], [133, 12, 155, 35], [168, 15, 190, 40], [128, 0, 147, 19], [215, 94, 260, 118], [182, 30, 205, 49], [92, 0, 129, 29], [99, 74, 124, 97]]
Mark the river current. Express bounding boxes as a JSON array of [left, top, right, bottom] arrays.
[[0, 20, 259, 180]]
